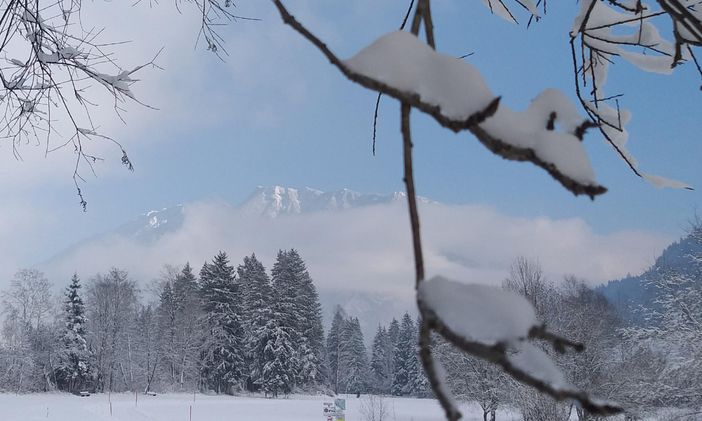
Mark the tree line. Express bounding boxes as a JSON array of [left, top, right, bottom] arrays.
[[315, 253, 702, 421], [0, 249, 325, 397], [1, 247, 701, 420]]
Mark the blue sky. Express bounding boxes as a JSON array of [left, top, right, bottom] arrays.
[[1, 0, 700, 283]]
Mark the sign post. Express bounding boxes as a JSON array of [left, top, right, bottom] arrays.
[[323, 399, 346, 421]]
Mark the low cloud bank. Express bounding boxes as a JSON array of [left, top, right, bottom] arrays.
[[42, 200, 670, 298]]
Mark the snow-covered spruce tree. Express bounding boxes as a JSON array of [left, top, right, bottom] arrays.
[[55, 274, 91, 393], [171, 263, 204, 391], [407, 315, 429, 396], [270, 249, 325, 390], [369, 325, 391, 394], [237, 254, 274, 391], [391, 313, 415, 396], [384, 317, 400, 394], [389, 313, 427, 397], [326, 305, 347, 393], [199, 251, 245, 394], [287, 250, 326, 388], [264, 1, 700, 418], [260, 313, 297, 398], [155, 263, 203, 391], [337, 317, 370, 395]]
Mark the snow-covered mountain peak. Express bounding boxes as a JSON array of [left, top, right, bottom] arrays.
[[238, 185, 415, 218]]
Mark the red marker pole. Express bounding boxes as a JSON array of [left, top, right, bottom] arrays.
[[109, 401, 113, 417], [135, 390, 138, 407], [189, 405, 192, 421]]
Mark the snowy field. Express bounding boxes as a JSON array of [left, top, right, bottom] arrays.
[[0, 393, 521, 421]]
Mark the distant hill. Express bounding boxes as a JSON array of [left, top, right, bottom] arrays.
[[597, 226, 702, 324]]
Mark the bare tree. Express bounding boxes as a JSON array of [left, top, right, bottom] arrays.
[[0, 0, 248, 208], [360, 394, 390, 421], [85, 268, 139, 392], [502, 258, 548, 316], [1, 269, 53, 329]]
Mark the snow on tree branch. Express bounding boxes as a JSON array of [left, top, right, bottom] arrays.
[[0, 0, 242, 209], [272, 0, 606, 198], [268, 1, 643, 419], [481, 0, 698, 189], [418, 276, 622, 417]]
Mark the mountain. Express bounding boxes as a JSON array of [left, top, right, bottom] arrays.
[[597, 226, 702, 324], [41, 186, 423, 333], [104, 186, 417, 242], [239, 185, 418, 218], [114, 205, 186, 244]]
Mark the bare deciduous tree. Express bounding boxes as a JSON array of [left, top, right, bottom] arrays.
[[0, 0, 247, 208]]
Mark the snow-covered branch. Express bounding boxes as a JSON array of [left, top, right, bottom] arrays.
[[271, 0, 607, 199], [418, 277, 621, 418], [0, 0, 242, 208]]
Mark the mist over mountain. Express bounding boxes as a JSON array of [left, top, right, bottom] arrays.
[[41, 186, 422, 334], [39, 185, 670, 338]]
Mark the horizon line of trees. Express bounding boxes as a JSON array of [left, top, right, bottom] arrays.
[[1, 248, 701, 421], [0, 249, 326, 398]]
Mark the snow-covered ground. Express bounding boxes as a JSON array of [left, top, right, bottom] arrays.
[[0, 392, 521, 421]]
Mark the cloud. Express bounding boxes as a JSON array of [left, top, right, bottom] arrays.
[[39, 200, 670, 299], [0, 202, 59, 276]]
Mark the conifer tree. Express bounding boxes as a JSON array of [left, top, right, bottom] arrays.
[[391, 313, 415, 396], [370, 325, 391, 394], [338, 317, 369, 394], [55, 274, 91, 393], [287, 250, 325, 387], [405, 316, 429, 396], [385, 317, 400, 394], [199, 252, 244, 394], [172, 263, 202, 390], [173, 263, 199, 309], [326, 306, 347, 393], [270, 249, 325, 389], [269, 250, 301, 389], [237, 254, 274, 390], [260, 316, 297, 398]]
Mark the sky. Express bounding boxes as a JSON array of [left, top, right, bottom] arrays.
[[0, 1, 700, 293]]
